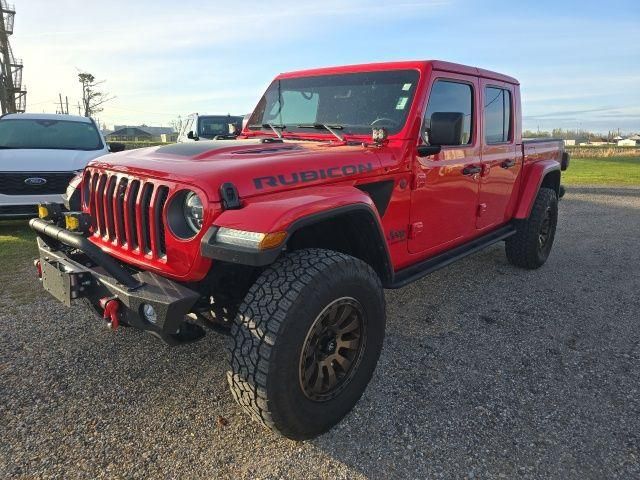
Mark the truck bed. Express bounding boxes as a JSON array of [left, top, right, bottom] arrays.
[[522, 138, 564, 164]]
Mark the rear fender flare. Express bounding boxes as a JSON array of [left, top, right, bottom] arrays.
[[514, 160, 561, 219]]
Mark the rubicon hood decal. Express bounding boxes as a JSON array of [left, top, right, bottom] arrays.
[[89, 140, 383, 201], [254, 162, 374, 190]]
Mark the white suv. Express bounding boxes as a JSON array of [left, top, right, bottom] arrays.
[[0, 113, 119, 218]]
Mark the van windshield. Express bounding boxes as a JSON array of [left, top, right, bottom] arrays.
[[0, 119, 103, 150], [247, 70, 420, 136], [198, 115, 243, 138]]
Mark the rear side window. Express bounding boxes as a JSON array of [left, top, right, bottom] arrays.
[[423, 80, 473, 145], [484, 87, 512, 144]]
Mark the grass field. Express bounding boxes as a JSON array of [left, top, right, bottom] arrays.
[[562, 156, 640, 186], [0, 220, 39, 305]]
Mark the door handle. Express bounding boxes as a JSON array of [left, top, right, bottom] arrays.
[[501, 159, 516, 169], [462, 165, 482, 176]]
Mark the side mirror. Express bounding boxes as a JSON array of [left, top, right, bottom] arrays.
[[187, 130, 198, 140], [429, 112, 464, 146], [108, 142, 125, 153], [417, 145, 442, 157]]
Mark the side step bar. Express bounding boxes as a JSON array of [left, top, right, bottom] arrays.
[[388, 224, 516, 289]]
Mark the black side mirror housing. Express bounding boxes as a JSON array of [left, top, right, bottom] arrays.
[[417, 145, 442, 157], [429, 112, 464, 146], [187, 130, 198, 140], [108, 142, 125, 153]]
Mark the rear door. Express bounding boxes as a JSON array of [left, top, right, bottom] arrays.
[[409, 73, 481, 255], [476, 81, 519, 229]]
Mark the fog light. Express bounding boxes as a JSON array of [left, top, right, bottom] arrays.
[[65, 215, 80, 231], [64, 212, 92, 234], [142, 303, 157, 324], [38, 202, 62, 221], [38, 205, 49, 219]]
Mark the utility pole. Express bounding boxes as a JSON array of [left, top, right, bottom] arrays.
[[0, 1, 26, 113], [59, 93, 65, 114], [65, 96, 69, 115]]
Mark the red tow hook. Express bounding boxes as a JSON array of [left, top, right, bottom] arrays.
[[99, 297, 121, 330], [33, 259, 42, 280]]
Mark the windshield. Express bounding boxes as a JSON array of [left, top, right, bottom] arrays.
[[0, 119, 103, 150], [198, 115, 243, 138], [248, 69, 420, 136]]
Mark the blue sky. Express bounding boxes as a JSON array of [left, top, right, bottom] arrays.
[[16, 0, 640, 133]]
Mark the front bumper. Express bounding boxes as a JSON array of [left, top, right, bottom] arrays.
[[31, 218, 200, 344], [1, 194, 64, 218]]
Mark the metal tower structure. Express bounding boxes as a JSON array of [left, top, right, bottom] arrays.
[[0, 1, 26, 113]]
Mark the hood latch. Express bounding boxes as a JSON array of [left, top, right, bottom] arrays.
[[220, 182, 241, 210]]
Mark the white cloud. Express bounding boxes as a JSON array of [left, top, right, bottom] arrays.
[[15, 0, 449, 126]]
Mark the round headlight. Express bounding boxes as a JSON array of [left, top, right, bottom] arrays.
[[183, 191, 204, 233]]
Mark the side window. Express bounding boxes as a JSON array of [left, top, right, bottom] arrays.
[[423, 80, 473, 145], [484, 87, 512, 144]]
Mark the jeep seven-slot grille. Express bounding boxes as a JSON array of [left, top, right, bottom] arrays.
[[86, 170, 169, 257]]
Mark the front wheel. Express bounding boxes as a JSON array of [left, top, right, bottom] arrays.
[[506, 187, 558, 269], [227, 249, 385, 440]]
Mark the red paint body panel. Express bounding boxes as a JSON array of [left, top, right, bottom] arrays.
[[80, 60, 563, 283], [408, 70, 481, 257], [213, 186, 379, 233], [476, 78, 521, 230], [514, 157, 561, 219]]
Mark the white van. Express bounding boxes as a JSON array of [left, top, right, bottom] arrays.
[[0, 113, 120, 218], [177, 113, 244, 142]]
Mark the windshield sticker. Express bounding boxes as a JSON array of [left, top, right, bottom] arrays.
[[395, 97, 408, 110], [402, 83, 412, 91]]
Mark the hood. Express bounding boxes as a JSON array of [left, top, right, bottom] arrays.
[[89, 140, 383, 202], [0, 148, 108, 172]]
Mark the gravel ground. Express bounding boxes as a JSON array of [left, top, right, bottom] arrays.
[[1, 186, 639, 479]]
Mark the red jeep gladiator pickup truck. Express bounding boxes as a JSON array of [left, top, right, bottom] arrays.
[[30, 60, 569, 439]]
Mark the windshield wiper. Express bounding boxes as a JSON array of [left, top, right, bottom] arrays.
[[263, 123, 285, 138], [246, 123, 286, 138], [296, 123, 345, 142]]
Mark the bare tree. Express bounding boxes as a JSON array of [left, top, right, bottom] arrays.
[[170, 115, 183, 133], [78, 71, 115, 118]]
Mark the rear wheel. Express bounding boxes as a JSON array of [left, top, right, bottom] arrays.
[[227, 249, 385, 440], [506, 187, 558, 269]]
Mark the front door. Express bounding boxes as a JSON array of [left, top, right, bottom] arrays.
[[409, 75, 481, 255], [476, 81, 520, 230]]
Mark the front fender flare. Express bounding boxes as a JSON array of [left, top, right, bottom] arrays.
[[200, 186, 393, 281]]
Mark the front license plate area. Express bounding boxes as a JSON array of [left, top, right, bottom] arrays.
[[41, 259, 72, 306]]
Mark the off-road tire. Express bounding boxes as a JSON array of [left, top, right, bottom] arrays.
[[506, 187, 558, 269], [227, 248, 385, 440]]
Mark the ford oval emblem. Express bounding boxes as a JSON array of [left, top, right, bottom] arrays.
[[24, 177, 47, 186]]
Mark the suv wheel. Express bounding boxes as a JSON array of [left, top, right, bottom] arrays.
[[506, 187, 558, 269], [227, 249, 385, 440]]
